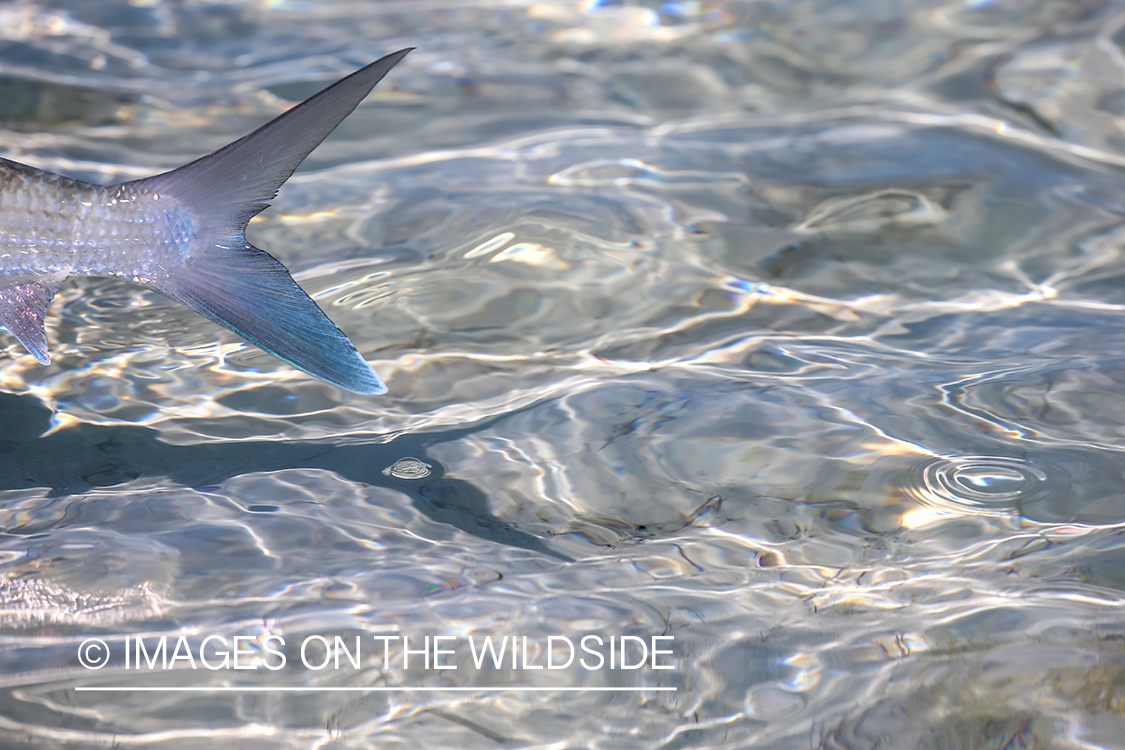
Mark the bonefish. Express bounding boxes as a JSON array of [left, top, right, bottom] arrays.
[[0, 48, 413, 395]]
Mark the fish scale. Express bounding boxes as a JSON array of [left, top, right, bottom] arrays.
[[0, 47, 413, 395], [0, 162, 181, 281]]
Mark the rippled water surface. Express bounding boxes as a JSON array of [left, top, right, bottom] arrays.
[[3, 0, 1125, 747]]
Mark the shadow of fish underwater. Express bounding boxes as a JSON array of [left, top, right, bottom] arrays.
[[0, 48, 414, 395], [0, 391, 574, 561]]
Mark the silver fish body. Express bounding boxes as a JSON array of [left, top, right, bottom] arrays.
[[0, 48, 413, 394], [0, 161, 187, 281]]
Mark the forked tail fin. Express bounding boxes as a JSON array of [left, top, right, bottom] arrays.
[[135, 48, 413, 394]]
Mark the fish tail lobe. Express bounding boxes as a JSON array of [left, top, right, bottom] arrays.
[[151, 241, 387, 394]]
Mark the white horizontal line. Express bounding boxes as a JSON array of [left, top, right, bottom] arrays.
[[75, 686, 676, 692]]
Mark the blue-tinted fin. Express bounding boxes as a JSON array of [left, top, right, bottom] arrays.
[[135, 48, 413, 394], [0, 277, 61, 366], [152, 241, 387, 394]]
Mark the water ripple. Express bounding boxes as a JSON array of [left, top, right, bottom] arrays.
[[0, 0, 1124, 747], [914, 455, 1050, 514]]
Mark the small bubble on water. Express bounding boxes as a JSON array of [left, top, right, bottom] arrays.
[[383, 457, 432, 480]]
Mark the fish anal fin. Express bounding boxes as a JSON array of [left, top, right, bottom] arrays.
[[0, 277, 61, 366]]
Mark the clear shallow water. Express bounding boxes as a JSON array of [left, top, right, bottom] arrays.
[[1, 0, 1125, 747]]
